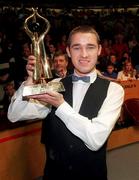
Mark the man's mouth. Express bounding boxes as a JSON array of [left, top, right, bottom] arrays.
[[79, 59, 89, 65]]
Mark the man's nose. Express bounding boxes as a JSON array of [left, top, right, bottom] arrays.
[[56, 60, 61, 65], [81, 48, 88, 57]]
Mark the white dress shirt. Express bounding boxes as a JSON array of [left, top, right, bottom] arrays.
[[8, 70, 124, 151]]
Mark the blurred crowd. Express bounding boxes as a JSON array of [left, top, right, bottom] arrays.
[[0, 6, 139, 113]]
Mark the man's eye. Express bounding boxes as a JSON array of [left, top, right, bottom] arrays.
[[73, 47, 80, 50], [87, 46, 95, 49]]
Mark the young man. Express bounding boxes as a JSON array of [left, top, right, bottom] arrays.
[[8, 26, 124, 180]]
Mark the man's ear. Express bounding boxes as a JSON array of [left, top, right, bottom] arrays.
[[66, 47, 71, 58], [98, 44, 102, 56]]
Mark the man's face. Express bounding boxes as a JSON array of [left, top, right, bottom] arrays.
[[110, 55, 117, 64], [66, 32, 101, 76], [107, 65, 114, 74], [53, 55, 68, 76], [23, 47, 31, 58], [5, 84, 15, 96], [49, 44, 56, 53], [125, 63, 132, 71]]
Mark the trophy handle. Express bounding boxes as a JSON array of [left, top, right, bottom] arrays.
[[24, 8, 52, 82]]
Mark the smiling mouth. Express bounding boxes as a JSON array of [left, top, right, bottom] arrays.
[[79, 59, 89, 64]]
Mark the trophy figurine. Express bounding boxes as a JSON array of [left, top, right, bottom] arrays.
[[23, 8, 65, 98]]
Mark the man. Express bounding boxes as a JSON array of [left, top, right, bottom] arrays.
[[8, 25, 124, 180], [48, 41, 57, 60], [52, 50, 72, 78], [14, 44, 31, 88]]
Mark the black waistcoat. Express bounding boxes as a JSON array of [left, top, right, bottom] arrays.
[[42, 75, 110, 179]]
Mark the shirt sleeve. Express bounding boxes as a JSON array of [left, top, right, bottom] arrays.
[[8, 83, 51, 122], [55, 82, 124, 151]]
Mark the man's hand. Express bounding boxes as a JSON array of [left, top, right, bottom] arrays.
[[57, 68, 65, 78], [24, 55, 36, 86], [28, 90, 64, 108]]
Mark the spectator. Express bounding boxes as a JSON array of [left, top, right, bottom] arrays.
[[112, 33, 129, 62], [57, 34, 67, 53], [103, 63, 118, 80], [52, 51, 72, 78], [14, 44, 31, 88], [117, 60, 137, 81]]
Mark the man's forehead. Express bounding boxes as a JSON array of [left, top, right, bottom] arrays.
[[54, 55, 65, 60], [70, 33, 98, 43]]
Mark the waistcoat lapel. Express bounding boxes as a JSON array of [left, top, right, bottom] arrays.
[[61, 75, 73, 107]]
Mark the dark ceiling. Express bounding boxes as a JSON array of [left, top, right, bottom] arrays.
[[0, 0, 139, 8]]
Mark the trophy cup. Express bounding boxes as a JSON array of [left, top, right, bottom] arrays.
[[22, 8, 65, 99]]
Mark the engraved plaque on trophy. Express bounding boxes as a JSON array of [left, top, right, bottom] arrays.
[[22, 8, 65, 98]]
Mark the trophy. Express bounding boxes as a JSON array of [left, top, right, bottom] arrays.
[[23, 8, 65, 98]]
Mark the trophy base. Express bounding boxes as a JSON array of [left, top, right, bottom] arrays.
[[23, 81, 65, 98]]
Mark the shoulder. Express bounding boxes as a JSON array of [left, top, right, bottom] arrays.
[[118, 71, 123, 75], [97, 75, 111, 83], [98, 75, 124, 95], [109, 81, 125, 95]]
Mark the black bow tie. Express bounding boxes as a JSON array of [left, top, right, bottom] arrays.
[[72, 75, 90, 82]]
